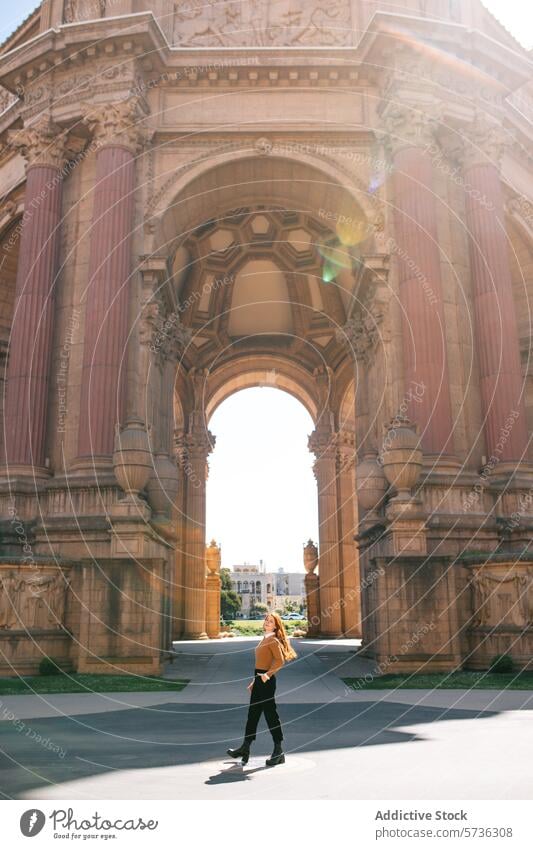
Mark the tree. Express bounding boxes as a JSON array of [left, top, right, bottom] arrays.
[[282, 599, 299, 615], [250, 601, 268, 619], [220, 568, 241, 621]]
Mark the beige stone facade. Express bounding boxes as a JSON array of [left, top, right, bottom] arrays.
[[0, 1, 532, 676]]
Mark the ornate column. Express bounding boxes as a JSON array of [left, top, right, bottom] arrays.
[[336, 430, 361, 637], [337, 265, 391, 458], [382, 103, 455, 457], [177, 421, 214, 640], [303, 539, 320, 637], [76, 99, 149, 469], [3, 118, 70, 474], [459, 115, 529, 464], [309, 419, 343, 637], [205, 539, 221, 639], [177, 369, 215, 639]]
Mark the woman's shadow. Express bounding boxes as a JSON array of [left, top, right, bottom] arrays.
[[205, 759, 270, 785]]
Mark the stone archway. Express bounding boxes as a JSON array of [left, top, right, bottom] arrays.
[[135, 147, 394, 645], [140, 165, 380, 640], [170, 356, 361, 641]]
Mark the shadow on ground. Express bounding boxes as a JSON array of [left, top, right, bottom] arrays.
[[0, 699, 498, 798]]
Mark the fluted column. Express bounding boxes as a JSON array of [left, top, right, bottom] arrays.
[[309, 427, 342, 636], [3, 118, 69, 474], [77, 99, 148, 468], [336, 431, 361, 637], [383, 104, 454, 456], [177, 406, 215, 640], [459, 116, 528, 463]]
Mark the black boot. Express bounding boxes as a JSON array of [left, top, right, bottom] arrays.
[[266, 743, 285, 767], [227, 742, 250, 765]]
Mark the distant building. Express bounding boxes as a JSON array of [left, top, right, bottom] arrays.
[[230, 565, 305, 617]]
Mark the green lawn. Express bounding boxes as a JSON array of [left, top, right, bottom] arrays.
[[0, 674, 189, 696], [343, 671, 533, 690]]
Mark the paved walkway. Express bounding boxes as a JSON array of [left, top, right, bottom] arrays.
[[0, 638, 532, 800]]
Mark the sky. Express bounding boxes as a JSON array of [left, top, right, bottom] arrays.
[[0, 2, 531, 48], [205, 388, 318, 571]]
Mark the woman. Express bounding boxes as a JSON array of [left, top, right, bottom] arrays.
[[227, 612, 297, 767]]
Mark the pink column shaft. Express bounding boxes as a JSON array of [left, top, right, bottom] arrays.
[[393, 146, 454, 455], [4, 165, 63, 468], [464, 163, 528, 462], [78, 146, 134, 459]]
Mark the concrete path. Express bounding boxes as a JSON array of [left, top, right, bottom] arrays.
[[0, 637, 531, 800]]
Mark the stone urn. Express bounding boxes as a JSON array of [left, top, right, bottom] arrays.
[[381, 416, 423, 500], [146, 451, 179, 520], [113, 417, 152, 500], [206, 539, 221, 575], [356, 453, 388, 513], [303, 539, 318, 574]]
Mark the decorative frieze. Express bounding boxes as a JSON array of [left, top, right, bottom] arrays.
[[172, 0, 354, 48]]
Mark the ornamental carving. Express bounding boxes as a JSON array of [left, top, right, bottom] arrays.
[[456, 114, 511, 171], [139, 296, 192, 367], [337, 281, 391, 365], [7, 117, 71, 169], [83, 97, 151, 153], [175, 424, 216, 464], [380, 103, 438, 157], [173, 0, 353, 47]]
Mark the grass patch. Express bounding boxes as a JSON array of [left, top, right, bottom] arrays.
[[343, 671, 533, 690], [0, 674, 189, 696]]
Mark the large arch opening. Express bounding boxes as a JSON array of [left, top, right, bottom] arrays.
[[158, 154, 370, 642], [205, 386, 318, 621]]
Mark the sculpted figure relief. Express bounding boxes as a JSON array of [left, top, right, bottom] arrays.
[[173, 0, 353, 47]]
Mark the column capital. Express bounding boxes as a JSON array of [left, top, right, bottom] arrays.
[[451, 114, 511, 171], [84, 97, 151, 154], [379, 102, 438, 158], [175, 424, 215, 464], [336, 430, 356, 471], [139, 295, 191, 366], [308, 428, 336, 462], [337, 281, 391, 365], [8, 116, 71, 170]]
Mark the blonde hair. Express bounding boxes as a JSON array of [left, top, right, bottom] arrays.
[[267, 612, 297, 661]]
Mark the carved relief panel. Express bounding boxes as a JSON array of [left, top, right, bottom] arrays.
[[173, 0, 354, 47], [0, 566, 71, 631], [469, 565, 533, 629]]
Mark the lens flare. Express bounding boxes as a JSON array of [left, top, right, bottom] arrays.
[[336, 217, 369, 247]]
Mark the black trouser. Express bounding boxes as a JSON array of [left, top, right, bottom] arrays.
[[244, 669, 283, 744]]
